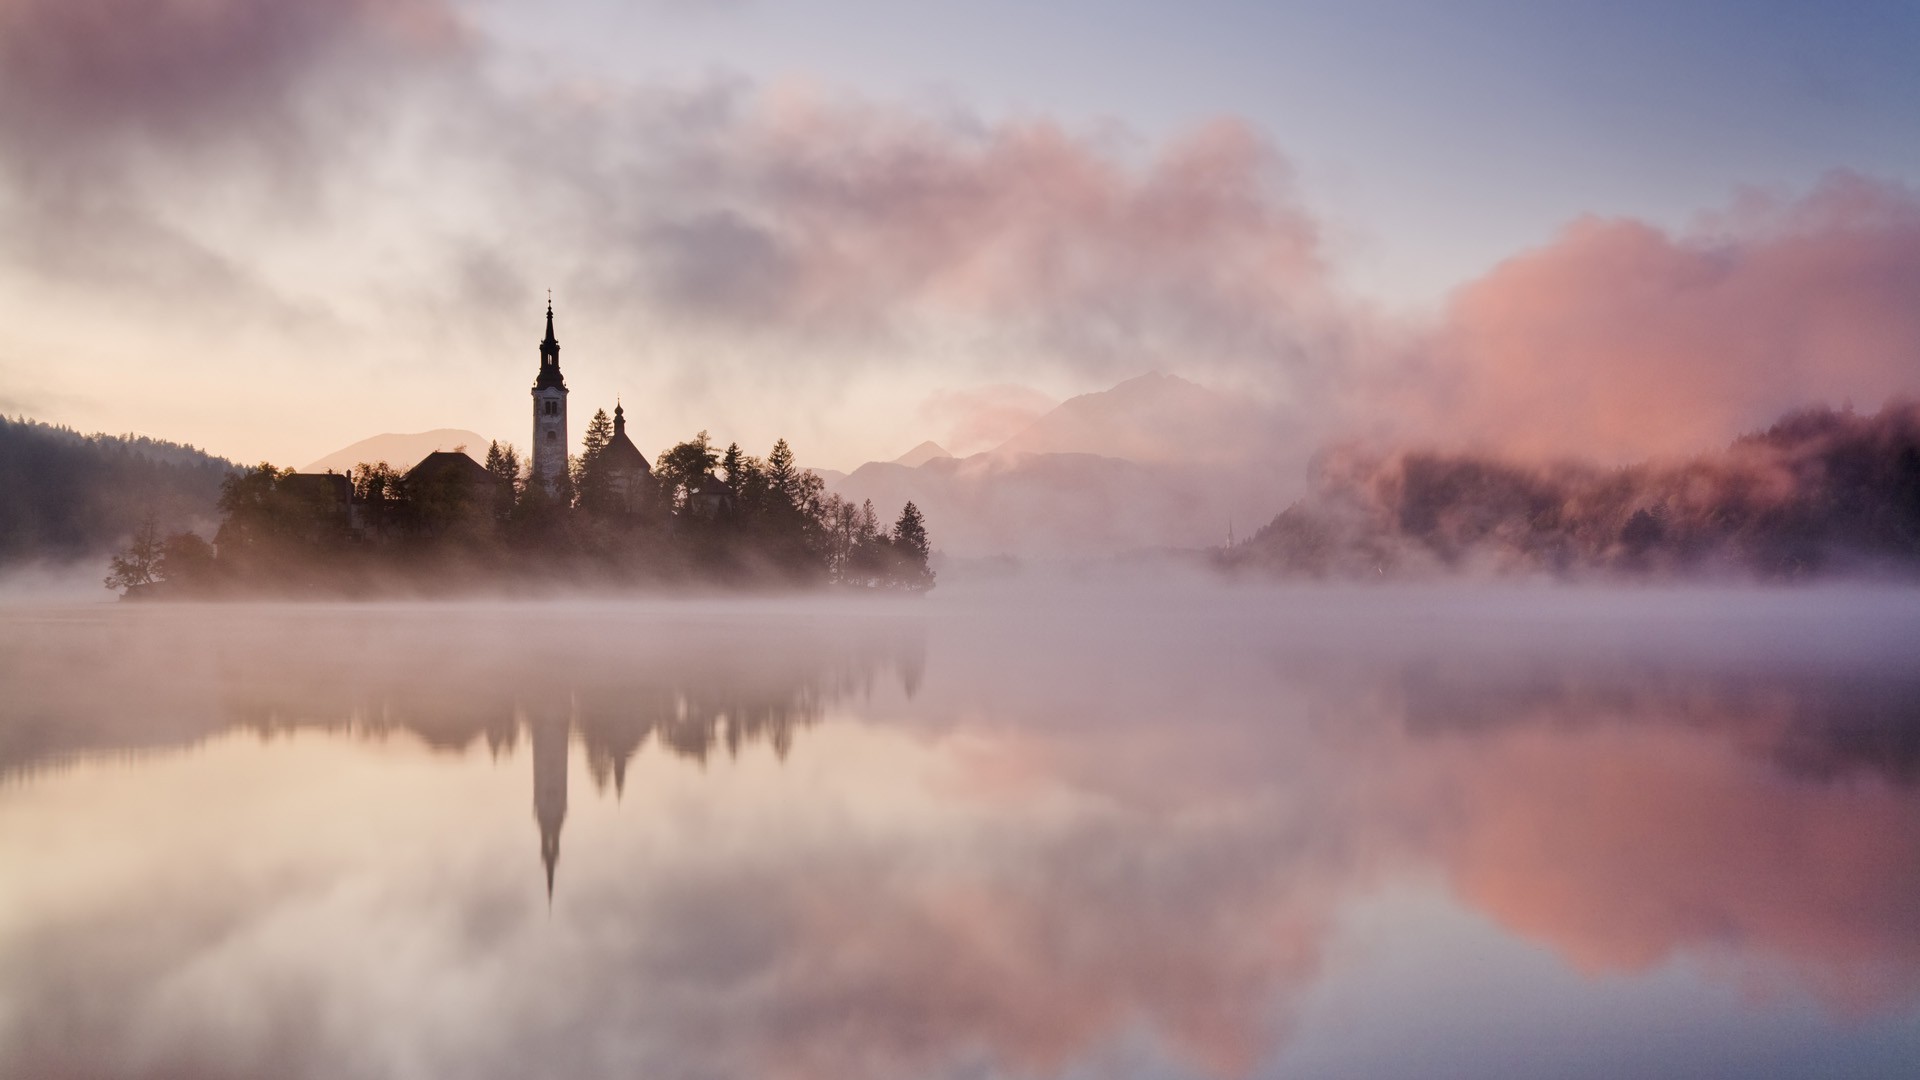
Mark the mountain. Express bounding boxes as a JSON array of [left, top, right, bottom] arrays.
[[989, 372, 1269, 464], [304, 429, 490, 475], [0, 417, 235, 564], [893, 441, 953, 467], [828, 450, 1283, 559], [817, 374, 1299, 558]]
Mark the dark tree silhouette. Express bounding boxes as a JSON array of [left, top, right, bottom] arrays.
[[0, 417, 232, 564], [102, 515, 164, 594], [888, 501, 935, 591], [654, 431, 719, 509], [1226, 401, 1920, 581], [572, 410, 616, 511]]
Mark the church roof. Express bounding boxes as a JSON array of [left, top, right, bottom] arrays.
[[603, 430, 652, 473], [405, 450, 497, 487]]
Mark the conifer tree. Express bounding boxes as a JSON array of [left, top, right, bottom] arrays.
[[765, 438, 799, 511], [484, 441, 521, 518], [847, 498, 885, 584], [484, 441, 521, 490], [573, 410, 615, 510], [888, 501, 934, 591]]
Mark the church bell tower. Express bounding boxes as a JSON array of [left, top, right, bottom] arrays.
[[531, 297, 569, 495]]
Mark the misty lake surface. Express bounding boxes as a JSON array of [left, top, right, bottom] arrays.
[[3, 584, 1919, 1079]]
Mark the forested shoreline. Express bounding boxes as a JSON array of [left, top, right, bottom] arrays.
[[0, 417, 232, 564], [1222, 403, 1920, 581]]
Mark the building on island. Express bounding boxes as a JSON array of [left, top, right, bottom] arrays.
[[685, 472, 734, 518], [601, 402, 655, 513]]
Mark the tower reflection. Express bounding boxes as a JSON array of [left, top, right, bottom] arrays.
[[531, 710, 568, 901]]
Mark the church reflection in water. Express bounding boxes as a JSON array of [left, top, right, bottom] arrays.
[[0, 608, 929, 900], [262, 616, 930, 900]]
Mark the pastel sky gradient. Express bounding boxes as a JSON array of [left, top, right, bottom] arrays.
[[1, 0, 1916, 469]]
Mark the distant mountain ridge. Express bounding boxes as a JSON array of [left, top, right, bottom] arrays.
[[304, 429, 490, 475], [815, 372, 1295, 557]]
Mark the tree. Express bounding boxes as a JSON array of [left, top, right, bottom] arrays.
[[482, 441, 522, 521], [888, 501, 935, 591], [655, 431, 719, 509], [849, 499, 886, 584], [484, 441, 521, 493], [352, 461, 405, 538], [213, 463, 296, 559], [729, 451, 768, 517], [158, 531, 216, 590], [765, 438, 800, 511], [573, 410, 615, 511], [103, 515, 164, 595]]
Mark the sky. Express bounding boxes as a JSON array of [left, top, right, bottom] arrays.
[[1, 0, 1917, 470]]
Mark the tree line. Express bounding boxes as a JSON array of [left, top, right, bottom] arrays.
[[1221, 402, 1920, 581], [107, 412, 934, 597], [1, 416, 231, 564]]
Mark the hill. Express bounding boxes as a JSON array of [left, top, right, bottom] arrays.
[[893, 441, 953, 467], [816, 374, 1297, 558], [828, 451, 1273, 558], [1224, 403, 1920, 580], [0, 417, 235, 564], [304, 429, 490, 474]]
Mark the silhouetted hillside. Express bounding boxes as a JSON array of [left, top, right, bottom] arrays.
[[0, 417, 234, 564], [1225, 403, 1920, 580]]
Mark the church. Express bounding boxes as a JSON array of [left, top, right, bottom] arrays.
[[528, 298, 655, 509]]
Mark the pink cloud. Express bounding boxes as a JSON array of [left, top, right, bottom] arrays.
[[1407, 173, 1920, 461]]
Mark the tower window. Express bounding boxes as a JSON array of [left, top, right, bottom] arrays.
[[547, 430, 557, 442]]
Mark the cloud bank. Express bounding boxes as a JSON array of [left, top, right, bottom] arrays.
[[1400, 173, 1920, 461]]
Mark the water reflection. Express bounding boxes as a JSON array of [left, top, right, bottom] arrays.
[[0, 592, 1916, 1079]]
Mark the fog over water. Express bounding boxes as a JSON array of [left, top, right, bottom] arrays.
[[3, 585, 1918, 1078]]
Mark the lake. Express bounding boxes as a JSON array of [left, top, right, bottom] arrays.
[[3, 585, 1918, 1078]]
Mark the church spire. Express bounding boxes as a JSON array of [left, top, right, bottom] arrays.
[[534, 294, 564, 390]]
